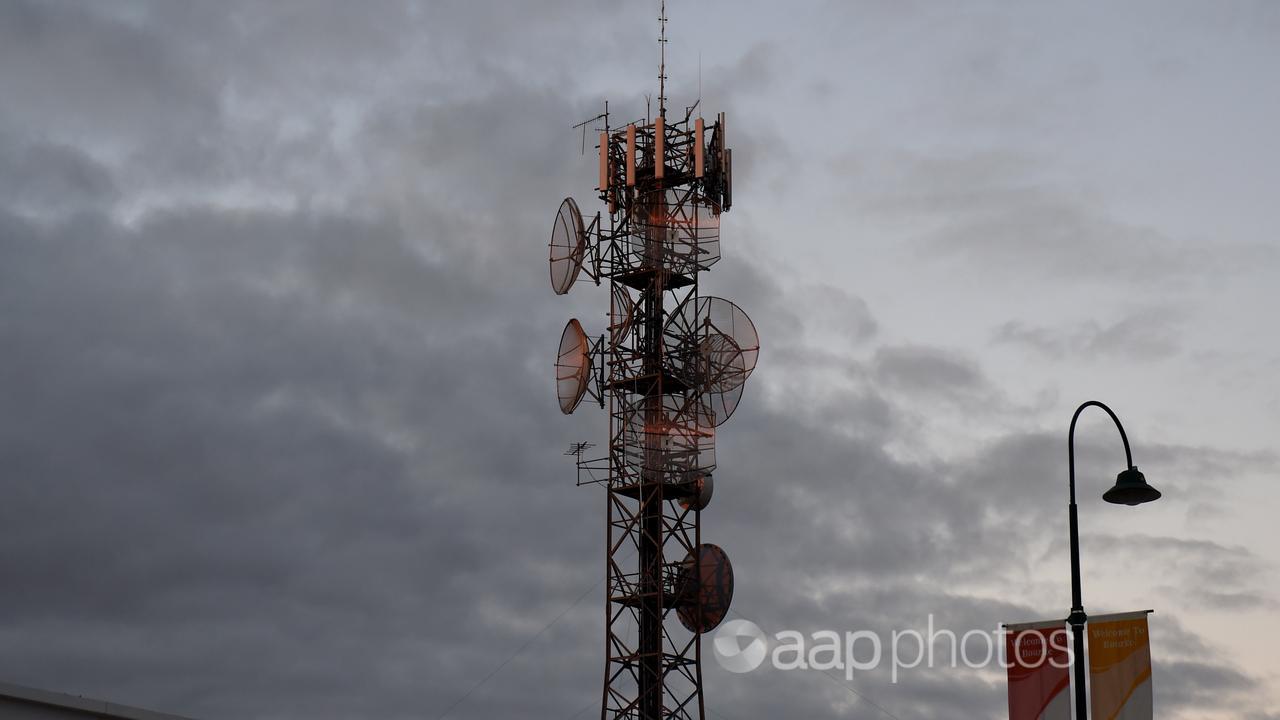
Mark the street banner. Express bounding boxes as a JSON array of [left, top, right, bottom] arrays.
[[1005, 618, 1071, 720], [1088, 610, 1153, 720]]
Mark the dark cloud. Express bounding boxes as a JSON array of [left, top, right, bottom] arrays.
[[0, 199, 602, 718], [0, 1, 221, 162], [872, 345, 985, 400], [0, 140, 117, 217]]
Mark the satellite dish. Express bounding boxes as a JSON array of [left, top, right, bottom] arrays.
[[610, 284, 635, 344], [677, 544, 734, 634], [549, 197, 586, 295], [665, 296, 758, 394], [678, 473, 714, 511], [556, 318, 591, 414], [696, 360, 746, 428]]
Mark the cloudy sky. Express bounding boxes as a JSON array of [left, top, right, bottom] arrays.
[[2, 1, 1278, 718]]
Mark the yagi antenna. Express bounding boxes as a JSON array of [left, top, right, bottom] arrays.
[[572, 102, 609, 156], [564, 442, 596, 461]]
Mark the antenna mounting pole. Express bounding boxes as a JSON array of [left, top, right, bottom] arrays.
[[658, 0, 667, 117]]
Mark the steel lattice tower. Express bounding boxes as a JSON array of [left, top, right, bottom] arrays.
[[549, 8, 757, 719]]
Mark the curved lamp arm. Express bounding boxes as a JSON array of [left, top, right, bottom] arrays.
[[1067, 400, 1134, 504]]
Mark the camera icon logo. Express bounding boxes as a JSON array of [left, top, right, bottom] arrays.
[[713, 619, 768, 674]]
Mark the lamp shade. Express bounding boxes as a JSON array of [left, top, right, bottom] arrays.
[[1103, 466, 1161, 506]]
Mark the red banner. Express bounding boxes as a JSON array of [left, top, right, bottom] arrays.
[[1005, 619, 1071, 720]]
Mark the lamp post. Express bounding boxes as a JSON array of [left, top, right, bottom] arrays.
[[1065, 400, 1162, 720]]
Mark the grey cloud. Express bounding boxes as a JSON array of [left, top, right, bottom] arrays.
[[1143, 442, 1279, 487], [1177, 589, 1277, 612], [0, 140, 117, 218], [950, 431, 1062, 517], [798, 283, 879, 344], [873, 345, 982, 392], [870, 345, 993, 412], [993, 308, 1183, 362], [1075, 533, 1276, 612], [0, 195, 608, 719], [0, 1, 220, 150], [850, 149, 1279, 287], [1155, 659, 1254, 711]]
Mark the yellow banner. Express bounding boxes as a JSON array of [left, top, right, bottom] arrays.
[[1088, 611, 1153, 720]]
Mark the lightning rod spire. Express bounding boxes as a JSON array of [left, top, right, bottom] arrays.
[[658, 0, 667, 117]]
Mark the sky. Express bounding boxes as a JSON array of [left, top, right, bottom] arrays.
[[1, 1, 1278, 719]]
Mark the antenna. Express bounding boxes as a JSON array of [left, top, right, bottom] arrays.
[[572, 107, 609, 156], [564, 442, 596, 461], [658, 0, 667, 117]]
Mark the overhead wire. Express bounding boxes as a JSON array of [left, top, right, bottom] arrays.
[[433, 572, 605, 720]]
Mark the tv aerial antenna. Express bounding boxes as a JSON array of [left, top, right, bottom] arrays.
[[564, 442, 597, 462]]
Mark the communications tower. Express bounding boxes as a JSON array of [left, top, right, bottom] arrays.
[[547, 6, 758, 719]]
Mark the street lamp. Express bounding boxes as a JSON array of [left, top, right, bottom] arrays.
[[1065, 400, 1162, 720]]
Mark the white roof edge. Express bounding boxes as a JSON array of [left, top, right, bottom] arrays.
[[0, 680, 197, 720]]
